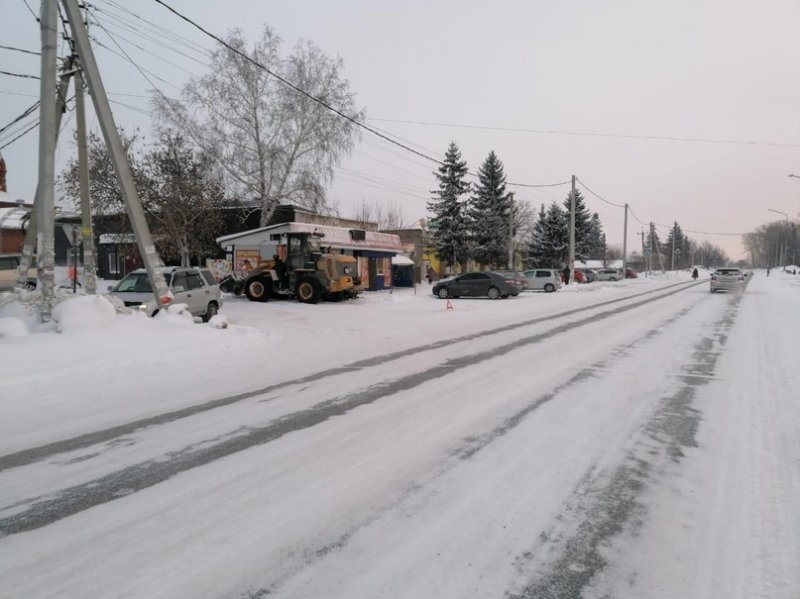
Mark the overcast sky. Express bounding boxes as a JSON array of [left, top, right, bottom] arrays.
[[2, 0, 799, 260]]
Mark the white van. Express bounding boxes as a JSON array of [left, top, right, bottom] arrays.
[[523, 269, 562, 292]]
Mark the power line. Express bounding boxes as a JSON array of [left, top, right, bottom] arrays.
[[0, 90, 39, 98], [575, 178, 625, 208], [0, 120, 39, 151], [0, 102, 40, 135], [366, 117, 800, 149], [20, 0, 39, 22], [0, 71, 40, 80], [0, 44, 40, 56]]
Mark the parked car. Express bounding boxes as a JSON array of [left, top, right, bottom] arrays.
[[492, 269, 527, 292], [560, 269, 586, 284], [0, 253, 36, 291], [524, 269, 562, 292], [108, 266, 223, 321], [624, 267, 638, 279], [575, 268, 597, 283], [710, 267, 744, 293], [432, 271, 517, 299], [596, 268, 622, 281]]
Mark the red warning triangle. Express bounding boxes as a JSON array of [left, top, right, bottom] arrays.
[[445, 300, 454, 310]]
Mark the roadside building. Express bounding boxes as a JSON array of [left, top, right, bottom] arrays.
[[217, 221, 403, 291]]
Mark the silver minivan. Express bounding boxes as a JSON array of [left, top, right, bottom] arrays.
[[108, 266, 223, 321], [524, 269, 562, 292]]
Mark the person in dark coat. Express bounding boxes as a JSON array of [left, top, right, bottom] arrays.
[[562, 265, 571, 285], [692, 267, 699, 280]]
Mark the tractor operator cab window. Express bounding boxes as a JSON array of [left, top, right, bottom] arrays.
[[287, 236, 304, 269]]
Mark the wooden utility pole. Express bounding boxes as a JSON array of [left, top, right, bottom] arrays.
[[621, 203, 628, 278]]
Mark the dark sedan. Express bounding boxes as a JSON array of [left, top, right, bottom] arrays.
[[432, 271, 517, 299]]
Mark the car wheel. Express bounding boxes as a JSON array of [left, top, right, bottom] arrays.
[[296, 277, 321, 304], [437, 287, 449, 299], [609, 276, 618, 281], [544, 283, 555, 293], [244, 276, 271, 302], [487, 286, 500, 299], [202, 302, 219, 322]]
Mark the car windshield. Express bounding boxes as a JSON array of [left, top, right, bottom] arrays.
[[113, 272, 171, 292], [716, 269, 740, 275]]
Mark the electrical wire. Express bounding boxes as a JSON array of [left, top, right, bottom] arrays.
[[0, 102, 40, 135], [0, 45, 40, 56], [0, 71, 40, 80], [149, 0, 570, 191], [0, 120, 39, 151], [575, 177, 625, 208], [20, 0, 39, 22], [366, 117, 800, 149]]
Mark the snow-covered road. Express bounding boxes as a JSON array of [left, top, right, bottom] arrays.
[[0, 272, 798, 598]]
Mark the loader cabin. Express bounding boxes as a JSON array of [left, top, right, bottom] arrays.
[[216, 222, 403, 291]]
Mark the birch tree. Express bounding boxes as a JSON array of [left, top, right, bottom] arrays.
[[155, 27, 364, 226]]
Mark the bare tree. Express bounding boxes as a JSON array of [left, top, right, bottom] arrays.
[[154, 27, 364, 226]]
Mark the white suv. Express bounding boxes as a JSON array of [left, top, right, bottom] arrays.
[[710, 268, 744, 293], [108, 266, 223, 321], [524, 269, 562, 292], [0, 254, 37, 291]]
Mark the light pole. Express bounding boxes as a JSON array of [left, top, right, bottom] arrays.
[[768, 208, 789, 269]]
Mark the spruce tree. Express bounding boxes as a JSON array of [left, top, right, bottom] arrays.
[[526, 203, 547, 267], [562, 189, 592, 261], [427, 142, 470, 269], [468, 151, 512, 268], [537, 201, 568, 268], [585, 212, 607, 260]]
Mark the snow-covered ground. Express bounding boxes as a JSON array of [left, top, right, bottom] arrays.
[[0, 270, 798, 598]]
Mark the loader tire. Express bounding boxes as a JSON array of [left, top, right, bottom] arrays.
[[296, 277, 321, 304], [244, 276, 271, 302]]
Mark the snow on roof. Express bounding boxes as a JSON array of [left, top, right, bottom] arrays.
[[217, 222, 403, 253], [0, 206, 29, 230], [392, 254, 415, 265]]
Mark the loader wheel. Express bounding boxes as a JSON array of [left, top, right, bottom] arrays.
[[244, 276, 271, 302], [296, 277, 321, 304]]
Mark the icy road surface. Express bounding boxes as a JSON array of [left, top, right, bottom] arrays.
[[0, 271, 798, 598]]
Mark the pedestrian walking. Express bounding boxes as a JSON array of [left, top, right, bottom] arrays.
[[692, 267, 699, 280], [562, 265, 571, 285]]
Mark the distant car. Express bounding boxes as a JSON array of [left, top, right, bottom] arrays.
[[596, 268, 622, 281], [575, 268, 597, 283], [0, 253, 36, 291], [492, 270, 526, 293], [524, 269, 562, 292], [624, 267, 638, 279], [710, 268, 744, 293], [108, 266, 223, 320], [432, 271, 517, 299]]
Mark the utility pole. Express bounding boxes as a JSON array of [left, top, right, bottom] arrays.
[[621, 203, 628, 280], [16, 56, 74, 291], [670, 224, 676, 272], [74, 67, 96, 294], [508, 192, 515, 269], [63, 0, 168, 309], [569, 175, 576, 283], [35, 0, 59, 319], [641, 228, 648, 276], [651, 221, 665, 273]]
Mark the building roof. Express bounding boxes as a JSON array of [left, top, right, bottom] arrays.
[[217, 221, 403, 253]]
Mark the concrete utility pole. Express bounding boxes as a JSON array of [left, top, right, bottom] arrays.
[[74, 67, 96, 294], [35, 0, 59, 319], [670, 224, 676, 272], [569, 175, 576, 283], [508, 192, 515, 269], [641, 229, 648, 276], [621, 203, 628, 280], [16, 56, 74, 291], [62, 0, 168, 309]]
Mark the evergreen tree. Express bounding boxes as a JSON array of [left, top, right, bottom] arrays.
[[526, 203, 547, 267], [427, 142, 471, 269], [534, 201, 568, 268], [467, 151, 512, 268], [585, 212, 607, 260], [562, 189, 593, 260]]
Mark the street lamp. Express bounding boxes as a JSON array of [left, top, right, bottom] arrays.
[[768, 208, 789, 269]]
